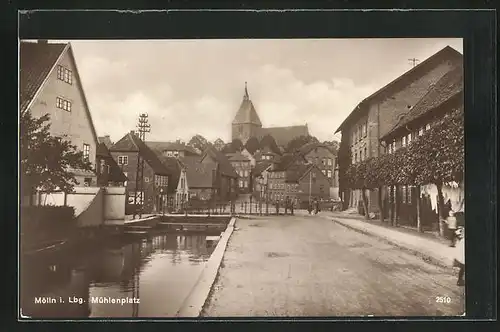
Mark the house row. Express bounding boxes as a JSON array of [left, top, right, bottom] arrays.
[[108, 132, 239, 214], [335, 45, 464, 228]]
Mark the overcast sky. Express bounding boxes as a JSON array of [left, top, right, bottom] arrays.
[[62, 38, 462, 144]]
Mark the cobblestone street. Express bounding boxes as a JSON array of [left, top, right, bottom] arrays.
[[202, 214, 465, 317]]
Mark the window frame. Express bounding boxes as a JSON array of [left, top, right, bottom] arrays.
[[83, 143, 90, 162], [118, 155, 129, 166], [57, 65, 73, 85], [56, 96, 72, 112]]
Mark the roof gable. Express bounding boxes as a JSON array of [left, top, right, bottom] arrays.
[[335, 46, 463, 133], [202, 145, 238, 178], [96, 142, 128, 182], [20, 41, 100, 148], [382, 65, 463, 140], [145, 141, 199, 155], [20, 41, 67, 113], [181, 156, 216, 188]]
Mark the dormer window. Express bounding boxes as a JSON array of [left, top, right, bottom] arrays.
[[57, 65, 72, 84]]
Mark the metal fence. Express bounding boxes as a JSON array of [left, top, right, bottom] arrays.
[[167, 199, 342, 216]]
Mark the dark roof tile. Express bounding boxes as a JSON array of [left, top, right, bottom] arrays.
[[20, 41, 67, 112]]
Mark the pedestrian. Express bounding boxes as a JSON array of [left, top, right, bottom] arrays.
[[284, 196, 289, 215], [315, 199, 320, 215], [290, 199, 294, 215], [453, 226, 465, 286], [445, 210, 458, 247], [307, 200, 312, 214], [275, 200, 280, 215]]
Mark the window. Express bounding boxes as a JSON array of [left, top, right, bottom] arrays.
[[408, 186, 412, 204], [425, 123, 431, 131], [364, 147, 367, 160], [407, 133, 412, 145], [322, 170, 326, 175], [327, 158, 332, 166], [118, 156, 128, 165], [244, 181, 248, 188], [327, 170, 332, 178], [402, 136, 407, 147], [84, 177, 92, 186], [181, 178, 185, 189], [402, 186, 407, 203], [239, 180, 243, 188], [83, 144, 90, 162], [57, 65, 73, 84], [419, 127, 424, 136], [56, 97, 72, 112], [144, 177, 150, 183]]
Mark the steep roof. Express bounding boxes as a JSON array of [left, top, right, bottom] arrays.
[[227, 152, 250, 162], [261, 125, 310, 147], [110, 132, 171, 176], [298, 142, 337, 156], [382, 65, 464, 140], [181, 156, 216, 188], [96, 142, 128, 183], [20, 40, 99, 147], [202, 145, 239, 178], [285, 164, 311, 183], [98, 136, 113, 149], [335, 46, 463, 133], [145, 141, 199, 156], [232, 82, 262, 126], [272, 153, 306, 171], [158, 156, 182, 193], [20, 41, 67, 112]]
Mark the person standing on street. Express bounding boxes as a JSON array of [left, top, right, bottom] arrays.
[[453, 226, 465, 286], [315, 199, 320, 215], [445, 210, 458, 247]]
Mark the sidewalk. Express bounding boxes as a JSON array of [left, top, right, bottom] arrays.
[[328, 212, 456, 269]]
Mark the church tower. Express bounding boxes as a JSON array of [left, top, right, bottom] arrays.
[[231, 82, 262, 144]]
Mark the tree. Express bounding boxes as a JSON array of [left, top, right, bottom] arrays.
[[245, 136, 260, 154], [213, 138, 225, 151], [259, 134, 281, 155], [221, 139, 244, 154], [343, 107, 464, 228], [187, 134, 209, 152], [285, 135, 319, 153], [323, 140, 340, 153], [20, 112, 93, 205]]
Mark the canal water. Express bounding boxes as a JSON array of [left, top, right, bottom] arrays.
[[20, 233, 221, 318]]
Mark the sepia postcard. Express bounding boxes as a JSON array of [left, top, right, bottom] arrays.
[[19, 37, 466, 319]]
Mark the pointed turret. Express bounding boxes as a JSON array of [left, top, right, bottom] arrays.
[[232, 82, 262, 126]]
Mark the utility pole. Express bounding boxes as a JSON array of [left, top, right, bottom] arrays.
[[133, 113, 151, 220], [408, 58, 420, 68]]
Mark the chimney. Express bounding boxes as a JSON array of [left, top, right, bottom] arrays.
[[38, 39, 48, 44], [130, 130, 135, 135]]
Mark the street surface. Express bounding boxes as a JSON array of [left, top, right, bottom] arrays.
[[202, 213, 465, 317]]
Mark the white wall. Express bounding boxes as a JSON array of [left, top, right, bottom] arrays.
[[104, 187, 126, 222]]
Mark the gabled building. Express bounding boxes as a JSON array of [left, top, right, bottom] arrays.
[[158, 156, 189, 212], [96, 142, 128, 187], [109, 131, 171, 214], [20, 40, 99, 186], [299, 142, 338, 187], [380, 63, 464, 228], [98, 135, 113, 149], [252, 160, 273, 201], [226, 151, 252, 193], [231, 82, 309, 148], [200, 145, 239, 201], [181, 156, 218, 201], [335, 45, 463, 215]]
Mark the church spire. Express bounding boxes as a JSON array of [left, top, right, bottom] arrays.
[[244, 81, 249, 100]]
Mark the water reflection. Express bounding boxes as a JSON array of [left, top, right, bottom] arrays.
[[21, 234, 220, 318]]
